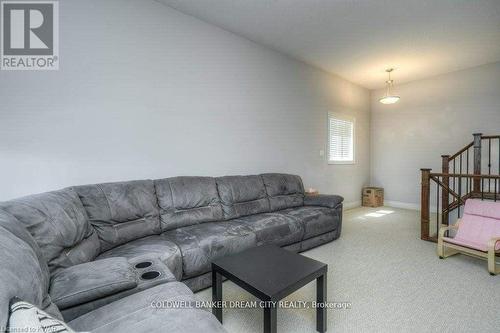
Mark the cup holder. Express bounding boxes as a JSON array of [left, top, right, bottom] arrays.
[[135, 261, 152, 269], [141, 271, 161, 280]]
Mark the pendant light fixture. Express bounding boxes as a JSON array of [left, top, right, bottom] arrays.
[[379, 68, 400, 104]]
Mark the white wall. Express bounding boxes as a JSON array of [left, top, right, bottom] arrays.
[[370, 62, 500, 208], [0, 0, 370, 204]]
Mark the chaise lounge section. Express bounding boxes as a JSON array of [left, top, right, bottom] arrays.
[[0, 173, 343, 332]]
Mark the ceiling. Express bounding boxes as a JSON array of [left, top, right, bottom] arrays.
[[158, 0, 500, 89]]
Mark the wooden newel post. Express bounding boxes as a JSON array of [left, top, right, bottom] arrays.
[[441, 155, 450, 225], [421, 168, 432, 240], [473, 133, 482, 192]]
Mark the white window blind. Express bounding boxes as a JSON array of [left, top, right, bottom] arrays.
[[328, 114, 354, 163]]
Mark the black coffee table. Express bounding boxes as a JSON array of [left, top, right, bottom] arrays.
[[211, 245, 328, 333]]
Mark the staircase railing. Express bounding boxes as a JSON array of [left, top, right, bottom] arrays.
[[421, 133, 500, 242]]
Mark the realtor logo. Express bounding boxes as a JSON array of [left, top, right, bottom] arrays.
[[1, 0, 58, 70]]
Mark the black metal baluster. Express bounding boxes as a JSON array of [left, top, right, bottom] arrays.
[[467, 174, 469, 195], [458, 175, 462, 218], [481, 178, 484, 200], [436, 179, 440, 227], [466, 149, 469, 174], [488, 139, 492, 192], [460, 154, 463, 175], [459, 154, 463, 204], [466, 149, 470, 194], [469, 173, 472, 195], [488, 139, 492, 174], [453, 160, 456, 192], [495, 179, 497, 202]]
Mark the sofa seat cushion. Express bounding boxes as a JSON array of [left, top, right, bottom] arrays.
[[68, 282, 227, 333], [96, 235, 183, 281], [216, 175, 270, 219], [442, 237, 492, 252], [74, 180, 161, 252], [261, 173, 304, 211], [50, 258, 137, 310], [232, 213, 304, 247], [163, 221, 256, 278], [278, 206, 340, 239], [0, 189, 100, 275], [155, 177, 223, 231]]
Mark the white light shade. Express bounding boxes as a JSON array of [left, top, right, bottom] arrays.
[[379, 69, 400, 105], [379, 95, 400, 104]]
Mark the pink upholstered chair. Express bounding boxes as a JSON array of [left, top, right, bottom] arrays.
[[438, 199, 500, 275]]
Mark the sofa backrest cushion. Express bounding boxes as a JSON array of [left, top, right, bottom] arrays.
[[155, 177, 223, 231], [0, 211, 56, 330], [74, 180, 161, 252], [216, 175, 270, 219], [261, 173, 304, 211], [0, 189, 100, 275]]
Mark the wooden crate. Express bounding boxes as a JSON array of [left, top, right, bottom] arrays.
[[362, 187, 384, 207]]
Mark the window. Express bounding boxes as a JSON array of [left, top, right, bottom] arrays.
[[328, 113, 355, 164]]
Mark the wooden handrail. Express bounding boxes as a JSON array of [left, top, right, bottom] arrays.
[[449, 142, 473, 160], [482, 135, 500, 140], [448, 134, 499, 161], [430, 173, 500, 179]]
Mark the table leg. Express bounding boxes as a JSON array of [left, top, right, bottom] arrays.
[[263, 302, 277, 333], [212, 269, 223, 323], [316, 273, 327, 332]]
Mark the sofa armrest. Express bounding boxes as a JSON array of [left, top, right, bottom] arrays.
[[438, 219, 462, 240], [487, 237, 500, 275], [50, 257, 138, 309], [304, 194, 344, 208], [488, 237, 500, 253]]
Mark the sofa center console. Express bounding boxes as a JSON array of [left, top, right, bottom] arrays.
[[129, 257, 176, 285]]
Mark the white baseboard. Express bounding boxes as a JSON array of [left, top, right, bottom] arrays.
[[343, 200, 432, 212], [343, 200, 361, 210], [384, 200, 439, 213], [384, 200, 420, 211]]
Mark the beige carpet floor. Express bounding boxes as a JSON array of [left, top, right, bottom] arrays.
[[195, 206, 500, 333]]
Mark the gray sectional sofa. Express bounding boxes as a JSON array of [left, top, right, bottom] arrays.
[[0, 173, 343, 332]]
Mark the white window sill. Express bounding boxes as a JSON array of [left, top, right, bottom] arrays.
[[328, 160, 356, 165]]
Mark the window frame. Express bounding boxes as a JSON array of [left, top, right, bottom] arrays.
[[327, 112, 356, 165]]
